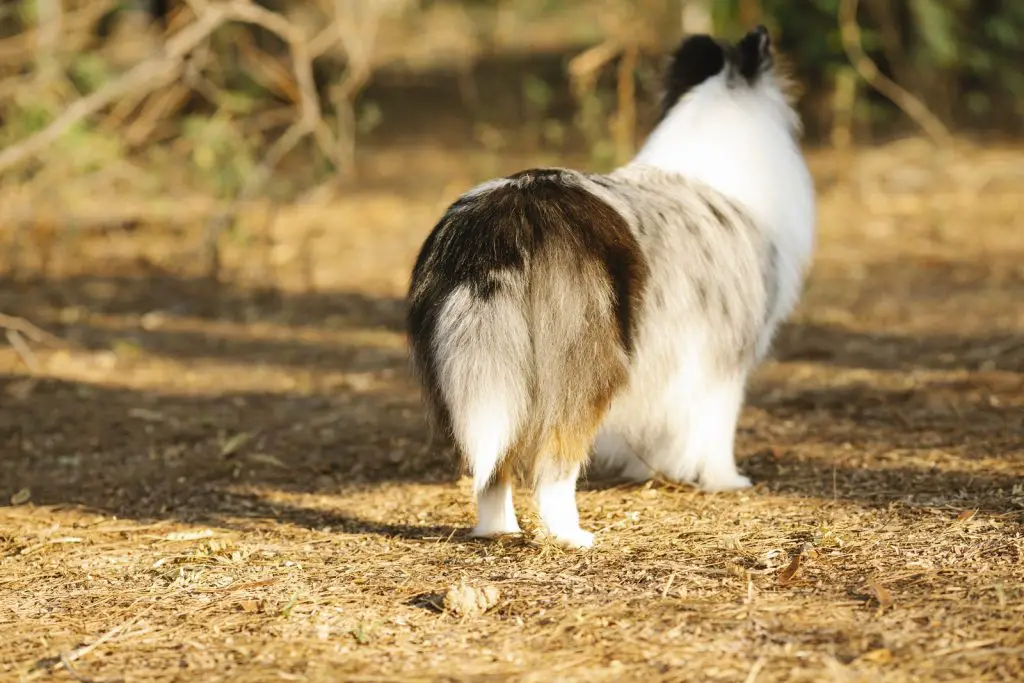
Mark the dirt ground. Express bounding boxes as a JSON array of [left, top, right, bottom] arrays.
[[1, 138, 1023, 682]]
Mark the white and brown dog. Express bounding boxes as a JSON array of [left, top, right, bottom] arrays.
[[407, 26, 816, 548]]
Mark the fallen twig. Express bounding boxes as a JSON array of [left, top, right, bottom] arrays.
[[5, 329, 41, 373], [0, 313, 65, 347], [30, 603, 156, 680]]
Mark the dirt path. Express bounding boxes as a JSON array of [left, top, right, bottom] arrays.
[[1, 141, 1023, 682]]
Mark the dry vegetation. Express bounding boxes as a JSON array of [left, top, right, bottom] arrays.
[[1, 1, 1024, 681], [1, 137, 1023, 682]]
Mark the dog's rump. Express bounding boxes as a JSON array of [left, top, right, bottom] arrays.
[[406, 168, 648, 489]]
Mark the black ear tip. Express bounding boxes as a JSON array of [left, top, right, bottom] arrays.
[[752, 24, 770, 43]]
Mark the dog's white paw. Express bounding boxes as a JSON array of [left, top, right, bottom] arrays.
[[469, 520, 522, 538], [700, 472, 753, 493], [549, 528, 595, 549]]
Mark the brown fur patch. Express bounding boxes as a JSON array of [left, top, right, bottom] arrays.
[[509, 347, 626, 486]]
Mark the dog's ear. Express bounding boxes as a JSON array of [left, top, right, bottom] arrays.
[[736, 24, 773, 82], [662, 34, 727, 115]]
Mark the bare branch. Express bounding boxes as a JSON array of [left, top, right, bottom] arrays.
[[327, 0, 417, 179], [839, 0, 952, 146], [6, 330, 41, 374], [34, 0, 63, 83], [567, 39, 622, 86], [0, 3, 231, 176], [615, 43, 638, 165], [308, 25, 341, 59], [0, 0, 114, 67], [0, 313, 66, 347], [218, 0, 336, 196], [0, 0, 341, 185]]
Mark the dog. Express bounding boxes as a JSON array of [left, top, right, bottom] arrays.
[[406, 26, 815, 548]]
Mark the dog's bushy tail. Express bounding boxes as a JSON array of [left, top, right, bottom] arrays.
[[407, 170, 647, 492]]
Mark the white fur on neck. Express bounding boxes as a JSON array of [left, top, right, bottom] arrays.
[[630, 72, 816, 329]]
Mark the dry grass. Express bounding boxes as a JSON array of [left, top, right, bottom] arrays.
[[1, 139, 1023, 682]]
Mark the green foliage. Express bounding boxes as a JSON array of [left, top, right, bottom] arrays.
[[1, 102, 53, 141], [0, 98, 124, 174], [968, 5, 1024, 118], [357, 101, 385, 136], [70, 53, 113, 94], [910, 0, 958, 67], [574, 88, 617, 170], [522, 74, 554, 118], [518, 74, 572, 152], [746, 0, 1024, 131], [217, 90, 258, 117], [15, 0, 36, 25], [1, 0, 1019, 199], [54, 123, 126, 174], [182, 115, 258, 200]]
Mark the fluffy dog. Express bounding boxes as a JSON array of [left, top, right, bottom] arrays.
[[407, 26, 816, 548]]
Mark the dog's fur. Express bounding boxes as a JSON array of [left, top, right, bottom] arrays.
[[406, 26, 816, 547]]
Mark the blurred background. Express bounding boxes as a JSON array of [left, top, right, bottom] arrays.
[[0, 0, 1023, 398], [1, 0, 1022, 292]]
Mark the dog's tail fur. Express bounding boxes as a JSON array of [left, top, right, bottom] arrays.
[[407, 169, 647, 493]]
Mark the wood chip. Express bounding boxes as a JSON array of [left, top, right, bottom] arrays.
[[867, 577, 894, 610], [441, 583, 500, 617], [777, 554, 802, 586]]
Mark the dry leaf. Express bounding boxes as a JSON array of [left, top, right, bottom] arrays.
[[239, 599, 262, 613], [219, 432, 253, 459], [441, 583, 501, 617], [867, 578, 894, 609], [777, 554, 802, 585], [247, 453, 288, 469], [10, 488, 31, 505], [858, 648, 893, 664]]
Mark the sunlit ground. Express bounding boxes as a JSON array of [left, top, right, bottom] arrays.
[[2, 139, 1023, 682]]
